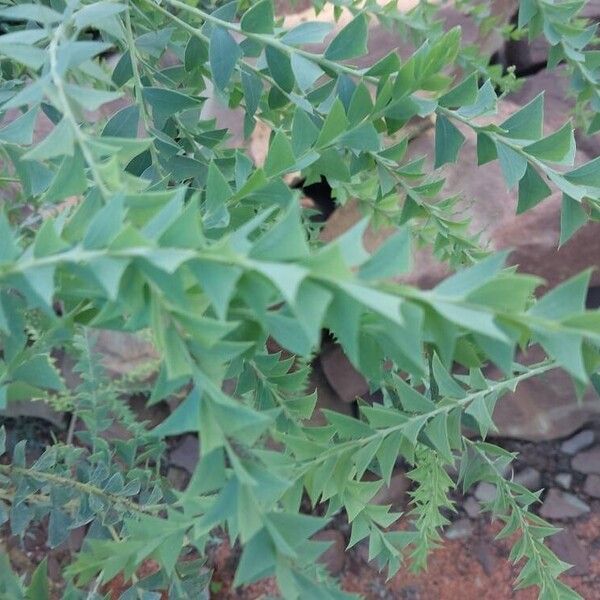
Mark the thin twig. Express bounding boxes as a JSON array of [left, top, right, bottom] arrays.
[[0, 464, 165, 515]]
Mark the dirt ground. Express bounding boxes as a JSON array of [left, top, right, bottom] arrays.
[[4, 414, 600, 599], [207, 515, 600, 600]]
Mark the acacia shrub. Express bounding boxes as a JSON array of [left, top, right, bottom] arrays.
[[0, 0, 599, 598]]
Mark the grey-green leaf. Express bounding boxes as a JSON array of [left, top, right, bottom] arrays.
[[291, 54, 324, 92], [359, 228, 411, 280], [496, 141, 527, 189], [240, 0, 274, 34], [559, 195, 588, 246], [434, 114, 465, 168], [281, 21, 332, 45], [517, 165, 552, 213], [324, 14, 368, 60], [524, 121, 575, 166], [210, 27, 241, 90], [500, 93, 544, 140]]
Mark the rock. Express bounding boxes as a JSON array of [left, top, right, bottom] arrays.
[[547, 529, 590, 576], [313, 530, 346, 575], [322, 67, 600, 291], [438, 1, 516, 63], [354, 539, 371, 564], [47, 555, 62, 581], [327, 94, 600, 293], [372, 472, 410, 507], [473, 540, 497, 576], [397, 586, 421, 600], [539, 489, 590, 520], [275, 0, 314, 15], [169, 434, 200, 473], [561, 430, 595, 455], [572, 446, 600, 474], [321, 127, 600, 441], [130, 394, 169, 428], [508, 66, 599, 161], [581, 0, 600, 20], [474, 482, 497, 503], [166, 466, 189, 491], [514, 467, 542, 491], [502, 36, 548, 75], [248, 120, 272, 167], [409, 100, 600, 292], [0, 400, 65, 429], [445, 518, 473, 540], [463, 496, 481, 519], [307, 361, 354, 426], [583, 474, 600, 499], [68, 526, 87, 554], [319, 344, 369, 404], [53, 347, 83, 390], [96, 421, 132, 442], [205, 7, 600, 447], [489, 347, 600, 441], [200, 79, 249, 152], [95, 330, 159, 379], [320, 87, 600, 434], [555, 473, 572, 490]]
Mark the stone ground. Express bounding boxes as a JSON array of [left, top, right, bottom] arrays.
[[205, 421, 600, 600], [3, 415, 600, 599]]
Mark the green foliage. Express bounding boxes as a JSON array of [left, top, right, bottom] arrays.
[[0, 0, 599, 598]]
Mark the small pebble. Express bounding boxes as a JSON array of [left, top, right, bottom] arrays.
[[169, 434, 200, 473], [548, 529, 590, 576], [397, 586, 420, 600], [463, 496, 481, 519], [583, 474, 600, 499], [555, 473, 572, 489], [561, 430, 594, 455], [572, 446, 600, 474], [473, 540, 497, 576], [513, 467, 541, 490], [166, 466, 189, 491], [539, 488, 590, 520], [474, 482, 497, 503], [445, 518, 473, 540], [313, 530, 346, 575], [372, 472, 410, 507]]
